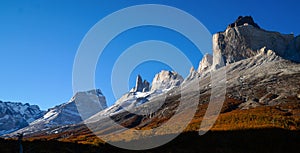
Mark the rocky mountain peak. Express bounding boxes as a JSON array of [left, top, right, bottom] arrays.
[[228, 16, 260, 29], [151, 70, 183, 91], [7, 89, 107, 136], [212, 16, 300, 70], [132, 75, 150, 92], [71, 89, 107, 120], [185, 54, 213, 82], [70, 89, 107, 106], [197, 53, 213, 73]]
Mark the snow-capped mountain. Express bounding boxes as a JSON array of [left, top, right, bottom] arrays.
[[7, 89, 107, 136], [0, 101, 44, 135]]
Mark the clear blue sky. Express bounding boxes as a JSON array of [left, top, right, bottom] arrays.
[[0, 0, 299, 110]]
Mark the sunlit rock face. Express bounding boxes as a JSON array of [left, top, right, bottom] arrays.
[[212, 16, 299, 70], [151, 70, 184, 91], [197, 53, 213, 75]]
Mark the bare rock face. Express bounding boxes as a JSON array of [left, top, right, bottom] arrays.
[[212, 16, 299, 70], [151, 70, 183, 91], [212, 33, 226, 70], [132, 75, 150, 92], [197, 53, 213, 74]]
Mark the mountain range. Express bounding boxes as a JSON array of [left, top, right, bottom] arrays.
[[1, 16, 300, 151], [0, 101, 44, 135]]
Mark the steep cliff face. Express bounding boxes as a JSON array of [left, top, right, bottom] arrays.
[[212, 16, 300, 70]]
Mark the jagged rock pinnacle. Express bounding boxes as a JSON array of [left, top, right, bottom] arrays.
[[133, 75, 150, 92]]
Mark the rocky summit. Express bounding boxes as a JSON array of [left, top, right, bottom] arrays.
[[151, 70, 184, 91], [212, 16, 300, 70]]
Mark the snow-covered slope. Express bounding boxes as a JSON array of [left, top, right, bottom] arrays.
[[0, 101, 44, 135], [7, 89, 107, 136], [87, 71, 184, 122]]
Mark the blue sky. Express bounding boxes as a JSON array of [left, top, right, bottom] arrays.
[[0, 0, 299, 110]]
